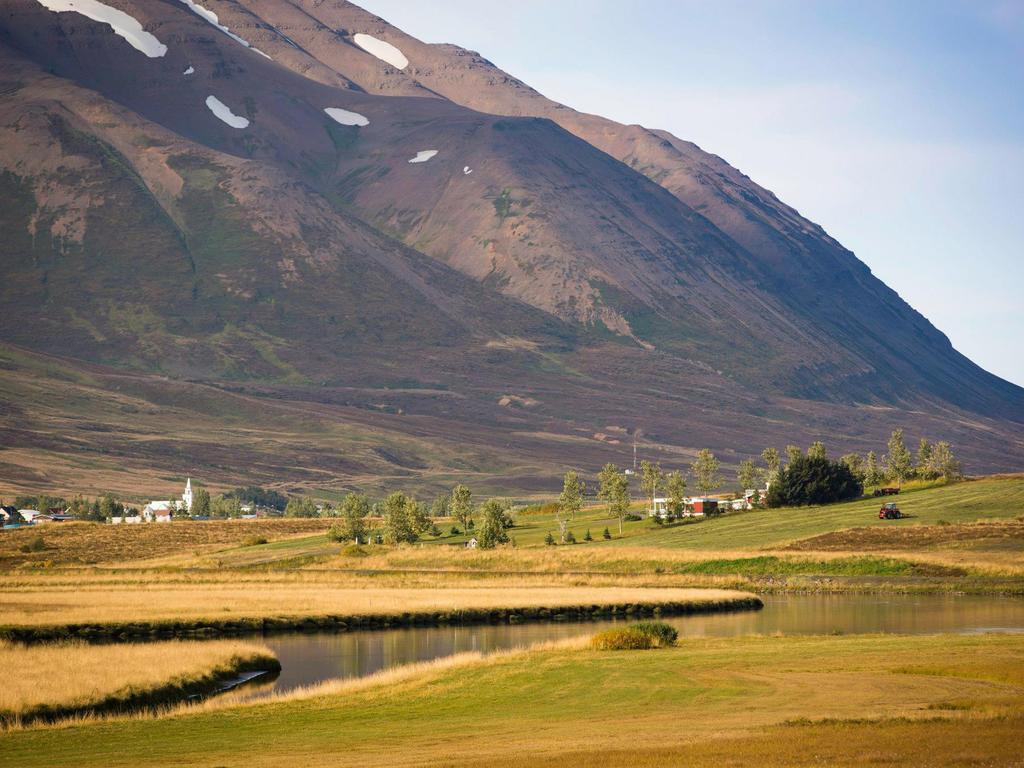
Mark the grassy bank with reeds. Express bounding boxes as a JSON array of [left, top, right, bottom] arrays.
[[0, 639, 279, 726], [0, 586, 761, 643], [2, 632, 1022, 766]]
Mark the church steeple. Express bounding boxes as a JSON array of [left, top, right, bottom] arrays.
[[182, 477, 193, 512]]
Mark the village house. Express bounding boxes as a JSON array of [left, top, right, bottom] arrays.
[[142, 501, 174, 523]]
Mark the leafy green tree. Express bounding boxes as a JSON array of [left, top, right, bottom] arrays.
[[477, 498, 511, 549], [598, 463, 630, 534], [665, 471, 687, 517], [785, 445, 803, 467], [382, 491, 418, 544], [929, 441, 962, 480], [689, 449, 723, 495], [450, 484, 473, 534], [210, 495, 242, 518], [761, 447, 781, 484], [840, 453, 865, 483], [884, 429, 913, 486], [864, 451, 883, 487], [333, 493, 371, 542], [191, 487, 211, 517], [639, 460, 664, 516], [284, 495, 318, 518], [807, 441, 827, 460], [557, 471, 585, 543], [225, 486, 287, 511], [736, 459, 762, 491], [409, 498, 431, 535], [916, 439, 934, 479], [430, 494, 450, 518], [766, 455, 863, 507]]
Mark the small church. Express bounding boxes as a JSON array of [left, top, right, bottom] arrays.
[[138, 478, 193, 523]]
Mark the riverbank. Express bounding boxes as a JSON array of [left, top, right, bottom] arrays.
[[0, 586, 761, 643], [0, 639, 279, 727], [2, 632, 1021, 766]]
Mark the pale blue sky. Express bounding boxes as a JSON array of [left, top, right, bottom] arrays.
[[361, 0, 1024, 386]]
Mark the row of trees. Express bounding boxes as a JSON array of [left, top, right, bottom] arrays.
[[317, 484, 514, 549]]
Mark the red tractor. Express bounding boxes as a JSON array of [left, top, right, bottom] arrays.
[[878, 502, 902, 520]]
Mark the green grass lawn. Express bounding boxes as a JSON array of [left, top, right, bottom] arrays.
[[609, 476, 1024, 550], [2, 632, 1022, 767]]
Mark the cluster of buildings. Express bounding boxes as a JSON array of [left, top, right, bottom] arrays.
[[648, 489, 766, 519], [111, 479, 194, 524], [0, 506, 75, 526]]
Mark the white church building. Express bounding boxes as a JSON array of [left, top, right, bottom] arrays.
[[116, 479, 193, 524]]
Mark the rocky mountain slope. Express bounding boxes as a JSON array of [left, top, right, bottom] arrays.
[[0, 0, 1021, 495]]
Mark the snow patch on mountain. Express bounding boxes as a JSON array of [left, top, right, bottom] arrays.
[[463, 166, 473, 175], [352, 33, 408, 69], [183, 65, 195, 75], [35, 0, 168, 57], [177, 0, 271, 59], [205, 95, 249, 128], [324, 107, 369, 127], [408, 150, 438, 164]]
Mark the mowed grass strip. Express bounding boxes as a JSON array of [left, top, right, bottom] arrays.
[[0, 639, 277, 725], [2, 632, 1022, 767]]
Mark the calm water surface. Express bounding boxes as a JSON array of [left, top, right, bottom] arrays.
[[241, 594, 1024, 698]]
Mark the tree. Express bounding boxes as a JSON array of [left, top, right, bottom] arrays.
[[430, 494, 450, 518], [210, 495, 242, 518], [639, 460, 664, 515], [785, 445, 803, 467], [929, 441, 962, 480], [840, 453, 865, 483], [284, 495, 318, 518], [450, 484, 473, 533], [761, 447, 781, 485], [807, 441, 827, 460], [409, 498, 431, 535], [736, 459, 762, 491], [382, 491, 418, 544], [690, 449, 723, 495], [916, 439, 934, 479], [584, 529, 593, 541], [864, 451, 883, 487], [545, 532, 555, 546], [766, 455, 863, 507], [602, 527, 612, 540], [477, 498, 511, 548], [191, 487, 211, 517], [557, 471, 586, 544], [665, 471, 687, 518], [225, 486, 288, 511], [333, 493, 370, 542], [598, 463, 630, 534], [884, 429, 913, 486]]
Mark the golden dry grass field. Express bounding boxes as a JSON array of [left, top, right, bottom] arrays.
[[0, 584, 752, 630], [0, 639, 276, 724]]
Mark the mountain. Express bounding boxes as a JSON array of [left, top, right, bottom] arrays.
[[0, 0, 1021, 498]]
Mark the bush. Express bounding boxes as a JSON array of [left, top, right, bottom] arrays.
[[241, 535, 268, 547], [564, 531, 576, 544], [590, 627, 655, 650], [450, 526, 461, 535], [20, 536, 46, 553], [767, 455, 863, 507], [624, 513, 643, 522], [602, 527, 612, 540], [327, 524, 347, 543], [631, 621, 678, 646], [544, 532, 555, 546], [583, 529, 593, 541]]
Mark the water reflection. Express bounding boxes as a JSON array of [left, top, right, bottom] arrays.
[[249, 594, 1024, 698]]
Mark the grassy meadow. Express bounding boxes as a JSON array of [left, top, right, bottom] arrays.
[[0, 639, 277, 725], [1, 632, 1022, 766]]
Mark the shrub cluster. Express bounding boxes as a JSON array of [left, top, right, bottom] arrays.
[[590, 621, 678, 650], [766, 455, 862, 507]]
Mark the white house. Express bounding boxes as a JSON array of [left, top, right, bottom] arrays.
[[143, 501, 174, 523], [18, 509, 42, 523]]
